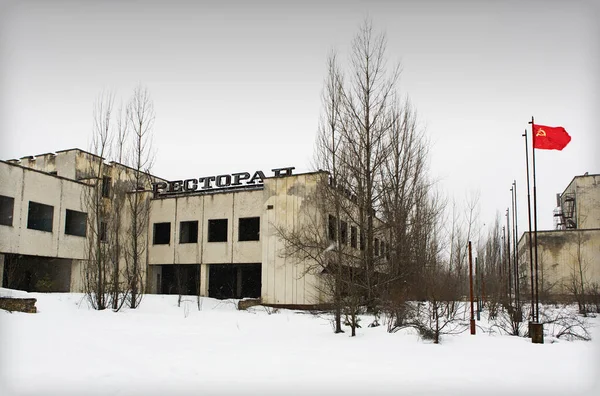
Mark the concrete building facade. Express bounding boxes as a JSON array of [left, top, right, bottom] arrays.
[[518, 173, 600, 299], [1, 148, 374, 307]]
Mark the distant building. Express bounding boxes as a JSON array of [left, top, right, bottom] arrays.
[[0, 149, 385, 307], [518, 173, 600, 299]]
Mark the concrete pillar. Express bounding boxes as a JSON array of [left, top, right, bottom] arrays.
[[199, 264, 209, 297], [0, 253, 5, 288], [147, 265, 162, 294], [70, 259, 84, 292]]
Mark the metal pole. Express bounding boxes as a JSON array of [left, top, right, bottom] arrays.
[[475, 257, 480, 320], [481, 256, 486, 305], [469, 241, 476, 334], [523, 129, 535, 321], [511, 185, 516, 303], [529, 116, 540, 323], [528, 117, 544, 343], [506, 207, 512, 305], [513, 180, 521, 322], [502, 226, 506, 301]]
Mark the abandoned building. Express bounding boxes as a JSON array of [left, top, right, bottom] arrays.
[[517, 173, 600, 299], [0, 148, 384, 307]]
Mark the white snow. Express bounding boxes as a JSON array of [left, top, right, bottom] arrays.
[[1, 288, 599, 396]]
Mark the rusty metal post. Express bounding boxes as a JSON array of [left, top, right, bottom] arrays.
[[475, 257, 480, 320]]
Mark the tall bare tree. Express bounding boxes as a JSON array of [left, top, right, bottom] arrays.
[[124, 84, 155, 309], [275, 20, 442, 336], [83, 91, 114, 310], [314, 51, 347, 333], [336, 19, 401, 308], [379, 97, 433, 300], [108, 103, 130, 310]]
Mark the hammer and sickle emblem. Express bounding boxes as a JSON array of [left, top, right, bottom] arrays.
[[536, 129, 546, 137]]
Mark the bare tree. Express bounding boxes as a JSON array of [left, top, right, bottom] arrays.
[[481, 214, 504, 319], [82, 91, 114, 310], [391, 199, 466, 343], [314, 51, 346, 333], [107, 103, 130, 311], [276, 20, 442, 336], [273, 171, 361, 335], [336, 19, 401, 310], [124, 84, 155, 309], [379, 97, 433, 301]]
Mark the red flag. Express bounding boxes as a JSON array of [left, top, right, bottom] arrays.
[[532, 124, 571, 150]]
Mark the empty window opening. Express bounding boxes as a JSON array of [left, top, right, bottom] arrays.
[[239, 217, 260, 241], [2, 254, 71, 292], [27, 201, 54, 232], [208, 219, 228, 242], [102, 177, 111, 198], [360, 231, 365, 251], [340, 220, 348, 245], [159, 264, 200, 295], [328, 215, 337, 241], [350, 226, 357, 249], [0, 195, 15, 226], [153, 222, 171, 245], [374, 238, 380, 256], [208, 263, 261, 299], [65, 209, 87, 237], [180, 221, 199, 244]]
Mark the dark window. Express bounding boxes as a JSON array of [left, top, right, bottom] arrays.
[[64, 209, 87, 237], [0, 195, 15, 226], [360, 230, 365, 251], [239, 217, 260, 241], [153, 222, 171, 245], [340, 220, 348, 245], [102, 177, 111, 198], [27, 201, 54, 232], [350, 226, 357, 248], [328, 215, 337, 241], [208, 219, 228, 242], [100, 221, 107, 242], [374, 238, 380, 256], [180, 221, 198, 244]]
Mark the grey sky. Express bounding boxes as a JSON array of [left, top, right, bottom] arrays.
[[1, 0, 598, 234]]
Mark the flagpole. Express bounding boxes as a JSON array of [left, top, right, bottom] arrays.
[[502, 225, 506, 301], [506, 207, 512, 306], [510, 186, 516, 306], [529, 116, 540, 323], [512, 180, 520, 319], [523, 129, 535, 323]]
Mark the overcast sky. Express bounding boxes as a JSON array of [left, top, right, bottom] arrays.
[[1, 0, 598, 235]]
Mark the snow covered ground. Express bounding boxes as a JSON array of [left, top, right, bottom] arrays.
[[1, 288, 599, 396]]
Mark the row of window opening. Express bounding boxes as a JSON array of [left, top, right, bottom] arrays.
[[153, 217, 260, 245], [0, 195, 87, 237], [0, 195, 261, 246]]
